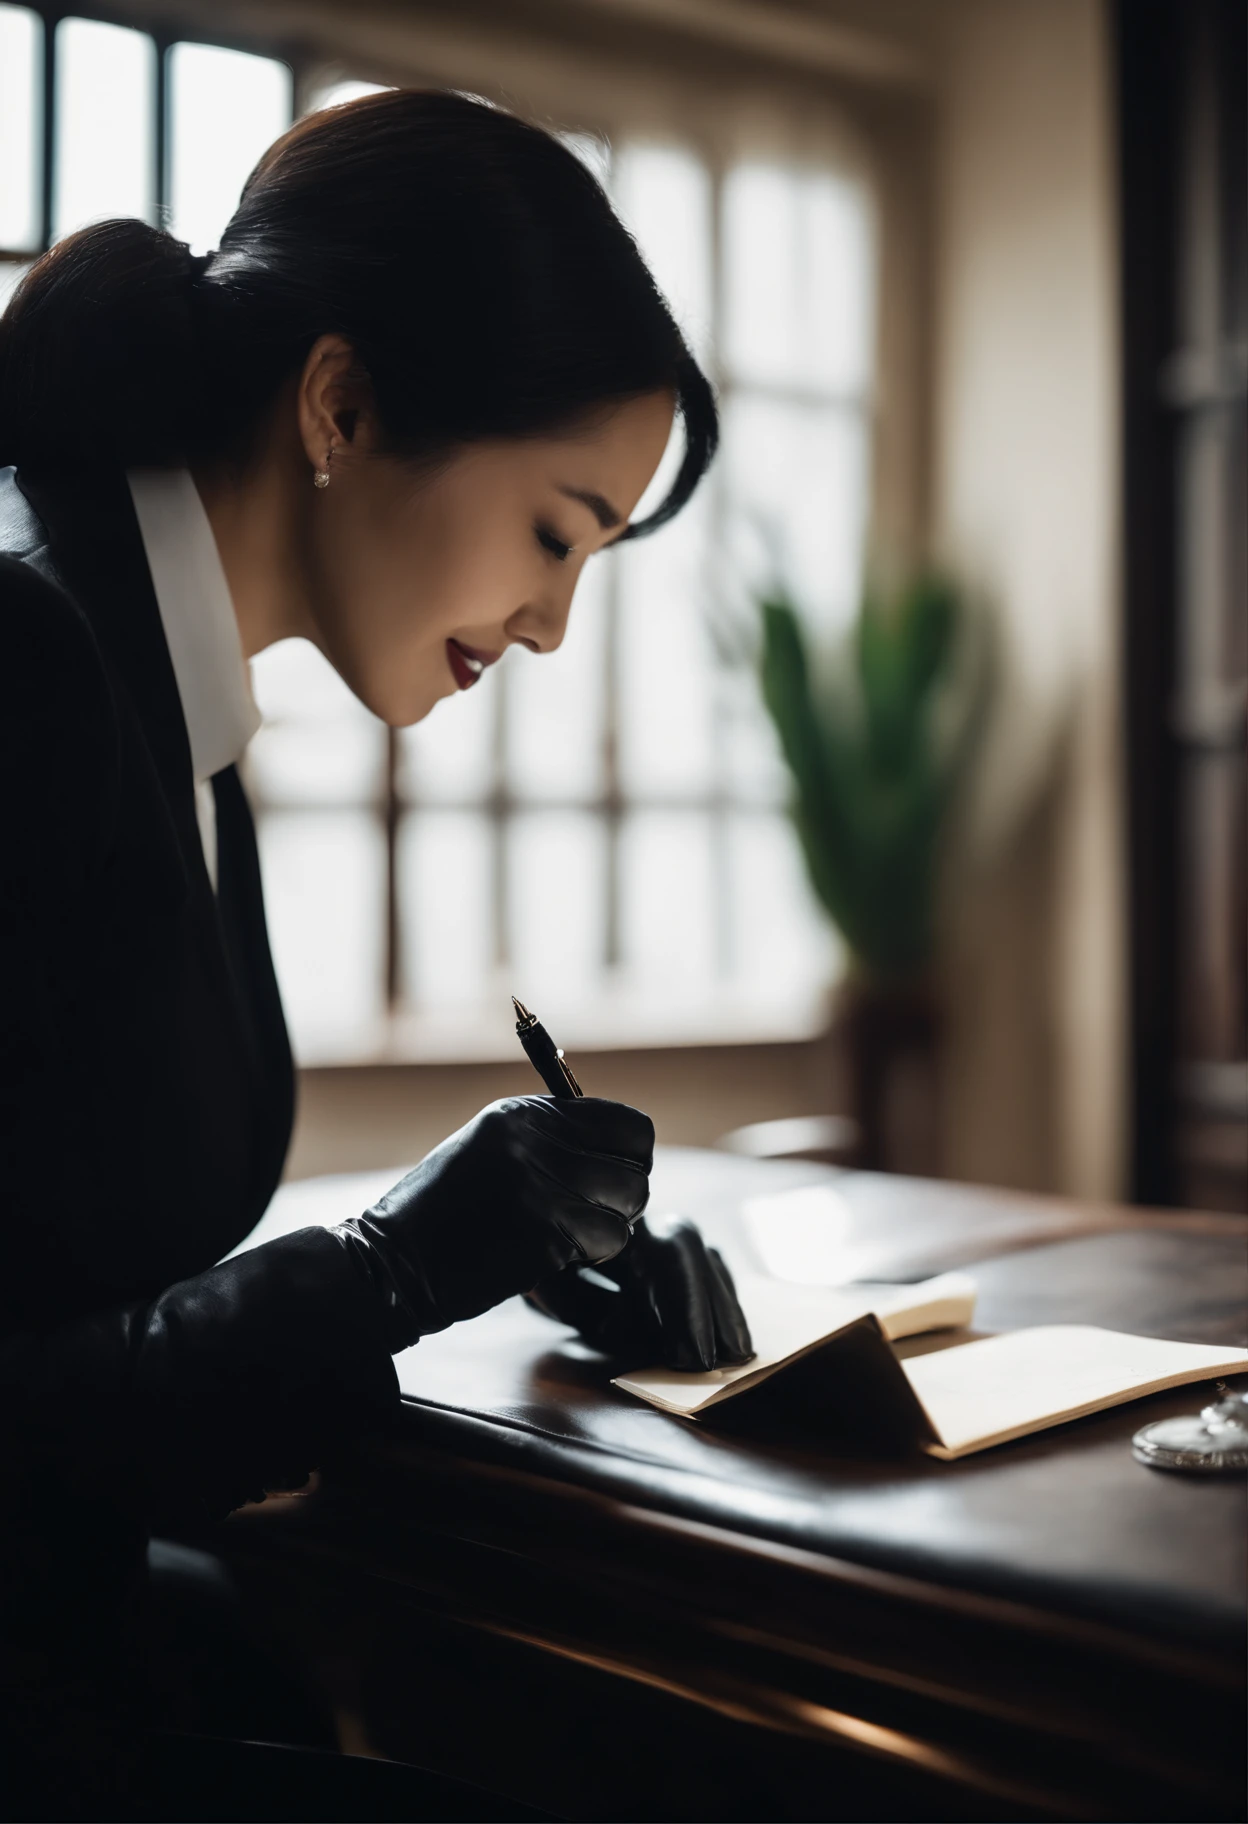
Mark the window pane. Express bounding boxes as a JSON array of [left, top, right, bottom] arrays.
[[247, 722, 383, 807], [725, 809, 839, 1000], [399, 664, 498, 804], [52, 19, 154, 240], [250, 637, 362, 721], [168, 43, 292, 252], [804, 170, 875, 395], [619, 810, 716, 996], [248, 639, 382, 807], [723, 161, 875, 395], [507, 811, 607, 1005], [0, 260, 31, 311], [617, 492, 716, 799], [612, 143, 712, 364], [256, 811, 386, 1060], [400, 811, 494, 1011], [721, 393, 869, 638], [717, 661, 790, 807], [505, 557, 607, 802], [0, 6, 40, 250]]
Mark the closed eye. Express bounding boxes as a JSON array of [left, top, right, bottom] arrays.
[[536, 523, 574, 562]]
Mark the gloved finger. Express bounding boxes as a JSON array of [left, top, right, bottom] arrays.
[[706, 1247, 755, 1365], [521, 1128, 651, 1227], [537, 1187, 636, 1269], [507, 1097, 652, 1222], [648, 1220, 720, 1372], [515, 1097, 655, 1172], [526, 1266, 659, 1359], [525, 1263, 610, 1329], [469, 1099, 647, 1241]]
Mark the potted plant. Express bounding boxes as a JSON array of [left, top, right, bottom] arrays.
[[758, 575, 986, 1173]]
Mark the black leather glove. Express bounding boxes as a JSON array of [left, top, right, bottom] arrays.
[[527, 1214, 754, 1372], [334, 1096, 653, 1347]]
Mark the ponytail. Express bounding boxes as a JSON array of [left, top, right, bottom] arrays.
[[0, 220, 214, 471]]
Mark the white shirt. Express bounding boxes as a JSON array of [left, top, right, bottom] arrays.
[[127, 469, 261, 888]]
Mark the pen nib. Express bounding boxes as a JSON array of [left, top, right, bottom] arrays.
[[511, 995, 536, 1029]]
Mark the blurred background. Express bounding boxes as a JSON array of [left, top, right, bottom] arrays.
[[1, 0, 1243, 1211]]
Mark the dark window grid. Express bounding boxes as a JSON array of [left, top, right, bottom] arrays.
[[0, 5, 304, 262]]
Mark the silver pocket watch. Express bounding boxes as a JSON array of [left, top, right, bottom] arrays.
[[1133, 1386, 1248, 1473]]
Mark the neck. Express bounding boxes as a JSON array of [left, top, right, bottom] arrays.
[[191, 400, 316, 660]]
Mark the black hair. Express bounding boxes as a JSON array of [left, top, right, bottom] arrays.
[[0, 89, 716, 537]]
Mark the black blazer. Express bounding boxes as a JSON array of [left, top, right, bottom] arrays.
[[0, 467, 396, 1773]]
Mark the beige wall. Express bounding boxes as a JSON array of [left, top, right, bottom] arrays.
[[929, 0, 1125, 1199], [288, 1041, 835, 1181]]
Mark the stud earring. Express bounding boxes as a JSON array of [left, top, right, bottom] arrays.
[[313, 447, 334, 489]]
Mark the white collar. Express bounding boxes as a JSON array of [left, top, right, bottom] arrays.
[[127, 467, 260, 784]]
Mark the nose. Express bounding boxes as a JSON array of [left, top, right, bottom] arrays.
[[504, 590, 573, 656]]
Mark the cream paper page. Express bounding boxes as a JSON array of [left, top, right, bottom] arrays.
[[905, 1325, 1248, 1459], [612, 1272, 977, 1416]]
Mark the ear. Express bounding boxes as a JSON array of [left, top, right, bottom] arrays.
[[296, 333, 382, 474]]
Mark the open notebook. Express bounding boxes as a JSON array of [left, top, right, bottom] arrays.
[[612, 1274, 1248, 1459]]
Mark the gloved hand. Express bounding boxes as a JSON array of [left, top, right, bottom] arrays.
[[527, 1214, 754, 1372], [335, 1096, 653, 1346]]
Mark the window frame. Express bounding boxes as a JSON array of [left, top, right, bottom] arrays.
[[0, 4, 305, 266], [249, 126, 881, 1055]]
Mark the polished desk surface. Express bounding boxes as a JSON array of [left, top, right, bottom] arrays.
[[222, 1149, 1248, 1822]]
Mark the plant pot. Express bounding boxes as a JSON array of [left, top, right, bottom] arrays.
[[829, 974, 942, 1176]]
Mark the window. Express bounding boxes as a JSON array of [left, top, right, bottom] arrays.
[[0, 9, 292, 271], [0, 5, 41, 261], [1, 10, 878, 1065], [250, 118, 875, 1062], [167, 42, 292, 251]]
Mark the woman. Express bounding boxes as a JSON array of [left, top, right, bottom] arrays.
[[0, 91, 751, 1812]]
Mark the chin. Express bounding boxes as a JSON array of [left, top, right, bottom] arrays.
[[317, 628, 448, 728], [373, 676, 455, 729]]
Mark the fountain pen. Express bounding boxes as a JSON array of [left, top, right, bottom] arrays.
[[512, 996, 584, 1099]]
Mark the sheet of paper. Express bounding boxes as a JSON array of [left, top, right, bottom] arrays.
[[742, 1185, 859, 1283], [905, 1325, 1248, 1458], [612, 1272, 977, 1416]]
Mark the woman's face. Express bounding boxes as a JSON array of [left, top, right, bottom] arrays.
[[296, 346, 675, 726]]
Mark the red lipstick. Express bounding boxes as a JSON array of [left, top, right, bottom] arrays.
[[446, 638, 501, 691]]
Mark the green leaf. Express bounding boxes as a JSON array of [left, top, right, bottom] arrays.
[[755, 574, 982, 979]]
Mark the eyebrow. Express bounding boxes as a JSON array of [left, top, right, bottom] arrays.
[[558, 485, 623, 531]]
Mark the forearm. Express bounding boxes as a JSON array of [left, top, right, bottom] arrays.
[[3, 1226, 400, 1523]]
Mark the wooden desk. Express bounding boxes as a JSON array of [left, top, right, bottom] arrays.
[[212, 1151, 1247, 1822]]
